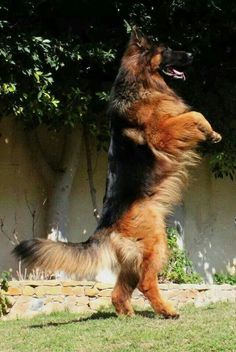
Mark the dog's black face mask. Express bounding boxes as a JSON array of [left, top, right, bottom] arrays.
[[160, 47, 193, 80], [128, 27, 193, 81]]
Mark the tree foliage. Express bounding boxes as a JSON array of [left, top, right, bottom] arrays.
[[0, 0, 235, 175]]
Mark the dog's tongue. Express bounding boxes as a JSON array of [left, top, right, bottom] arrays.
[[172, 68, 186, 80], [162, 66, 186, 80]]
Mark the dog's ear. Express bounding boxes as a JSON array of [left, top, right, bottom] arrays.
[[130, 26, 151, 50]]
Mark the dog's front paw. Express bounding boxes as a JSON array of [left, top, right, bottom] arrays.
[[210, 131, 222, 143]]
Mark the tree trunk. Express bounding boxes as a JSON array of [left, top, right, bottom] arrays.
[[47, 174, 71, 241], [46, 127, 82, 241], [83, 126, 100, 222], [28, 126, 82, 241]]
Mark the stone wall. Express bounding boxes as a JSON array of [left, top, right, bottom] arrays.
[[2, 280, 236, 320]]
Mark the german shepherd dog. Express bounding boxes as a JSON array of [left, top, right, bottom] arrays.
[[13, 28, 221, 318]]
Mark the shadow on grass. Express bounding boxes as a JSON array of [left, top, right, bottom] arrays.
[[29, 310, 157, 329]]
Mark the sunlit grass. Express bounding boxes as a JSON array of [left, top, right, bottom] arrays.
[[0, 302, 235, 352]]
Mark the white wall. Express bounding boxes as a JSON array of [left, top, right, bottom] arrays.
[[0, 118, 47, 273], [183, 161, 236, 282], [0, 118, 235, 282]]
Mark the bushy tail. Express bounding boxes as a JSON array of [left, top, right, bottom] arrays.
[[12, 235, 117, 279]]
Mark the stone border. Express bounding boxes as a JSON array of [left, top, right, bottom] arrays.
[[2, 280, 236, 319]]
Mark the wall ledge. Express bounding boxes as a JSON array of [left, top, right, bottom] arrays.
[[2, 280, 236, 320]]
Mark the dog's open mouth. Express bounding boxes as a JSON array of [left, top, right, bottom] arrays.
[[162, 66, 186, 80]]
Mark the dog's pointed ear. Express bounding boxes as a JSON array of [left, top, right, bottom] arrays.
[[131, 26, 143, 43], [130, 26, 150, 49]]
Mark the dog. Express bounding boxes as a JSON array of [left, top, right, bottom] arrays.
[[13, 27, 221, 318]]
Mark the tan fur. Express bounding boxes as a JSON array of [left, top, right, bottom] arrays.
[[23, 236, 118, 280], [122, 128, 146, 144]]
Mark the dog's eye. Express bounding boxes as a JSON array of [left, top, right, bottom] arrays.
[[164, 47, 172, 53], [162, 48, 171, 57], [152, 36, 159, 44]]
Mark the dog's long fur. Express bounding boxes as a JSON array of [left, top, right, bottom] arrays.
[[13, 29, 221, 318]]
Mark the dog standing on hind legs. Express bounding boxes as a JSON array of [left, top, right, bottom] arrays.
[[13, 28, 221, 319]]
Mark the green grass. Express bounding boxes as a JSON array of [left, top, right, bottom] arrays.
[[0, 302, 235, 352]]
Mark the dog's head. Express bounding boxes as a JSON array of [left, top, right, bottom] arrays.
[[123, 27, 193, 81]]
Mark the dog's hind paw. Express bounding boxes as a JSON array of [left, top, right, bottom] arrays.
[[158, 303, 180, 319], [163, 311, 180, 319]]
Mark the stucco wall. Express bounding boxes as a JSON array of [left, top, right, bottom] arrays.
[[0, 118, 235, 282], [0, 118, 47, 272], [183, 162, 236, 282]]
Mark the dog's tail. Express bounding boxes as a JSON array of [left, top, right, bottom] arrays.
[[12, 233, 117, 279]]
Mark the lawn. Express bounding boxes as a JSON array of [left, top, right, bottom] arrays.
[[0, 302, 235, 352]]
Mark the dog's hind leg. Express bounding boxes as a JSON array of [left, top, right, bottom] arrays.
[[138, 250, 179, 319], [112, 269, 139, 316]]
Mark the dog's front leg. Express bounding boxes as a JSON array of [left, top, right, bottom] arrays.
[[146, 111, 221, 155]]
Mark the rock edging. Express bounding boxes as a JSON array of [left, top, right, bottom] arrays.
[[2, 280, 236, 319]]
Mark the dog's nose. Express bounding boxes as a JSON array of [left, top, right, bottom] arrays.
[[186, 52, 193, 59]]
